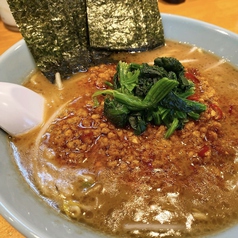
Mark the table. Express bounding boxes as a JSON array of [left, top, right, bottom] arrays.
[[0, 0, 238, 237]]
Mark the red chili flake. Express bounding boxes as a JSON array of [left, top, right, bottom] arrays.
[[187, 94, 200, 101], [228, 105, 233, 115], [189, 68, 200, 76], [143, 158, 154, 172], [185, 68, 200, 84], [198, 145, 210, 157], [210, 103, 223, 120], [80, 131, 94, 143]]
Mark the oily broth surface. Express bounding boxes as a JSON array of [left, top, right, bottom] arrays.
[[10, 41, 238, 238]]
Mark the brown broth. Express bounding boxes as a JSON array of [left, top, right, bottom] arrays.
[[10, 40, 238, 238]]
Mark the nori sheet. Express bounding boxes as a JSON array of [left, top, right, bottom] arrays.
[[7, 0, 99, 82], [86, 0, 164, 51], [7, 0, 164, 82]]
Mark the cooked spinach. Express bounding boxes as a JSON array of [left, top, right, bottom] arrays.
[[93, 57, 207, 138]]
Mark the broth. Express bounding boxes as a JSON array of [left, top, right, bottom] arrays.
[[10, 41, 238, 238]]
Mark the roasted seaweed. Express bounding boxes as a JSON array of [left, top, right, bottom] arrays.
[[87, 0, 164, 51], [8, 0, 91, 81], [7, 0, 164, 82]]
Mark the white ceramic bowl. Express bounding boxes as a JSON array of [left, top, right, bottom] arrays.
[[0, 14, 238, 238]]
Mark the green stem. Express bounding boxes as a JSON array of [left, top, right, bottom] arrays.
[[93, 90, 150, 111], [143, 78, 179, 105]]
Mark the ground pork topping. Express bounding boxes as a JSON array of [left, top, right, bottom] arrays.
[[40, 64, 235, 192]]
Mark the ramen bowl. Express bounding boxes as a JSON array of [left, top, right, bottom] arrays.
[[0, 14, 238, 238]]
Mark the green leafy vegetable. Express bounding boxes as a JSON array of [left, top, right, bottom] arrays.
[[93, 57, 207, 138], [93, 77, 178, 111], [104, 98, 130, 128]]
